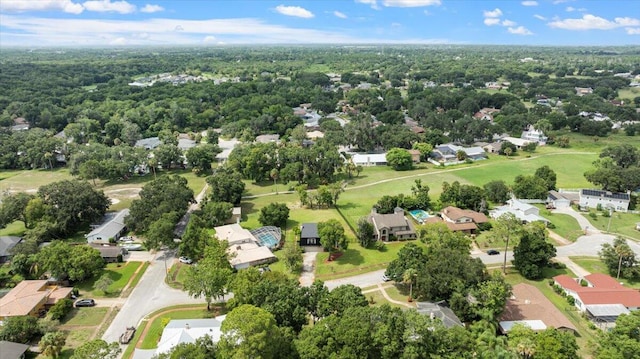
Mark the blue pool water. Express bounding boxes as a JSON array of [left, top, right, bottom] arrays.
[[409, 209, 431, 224]]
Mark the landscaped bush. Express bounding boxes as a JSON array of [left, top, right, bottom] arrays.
[[48, 298, 73, 321], [547, 222, 556, 229], [566, 295, 575, 305], [589, 212, 597, 219], [580, 279, 588, 287]]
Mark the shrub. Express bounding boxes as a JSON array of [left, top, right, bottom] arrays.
[[580, 279, 588, 287], [566, 296, 575, 305], [589, 212, 597, 219], [48, 298, 73, 321], [547, 222, 556, 229], [596, 203, 603, 211]]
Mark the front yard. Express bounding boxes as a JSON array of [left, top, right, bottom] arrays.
[[582, 210, 640, 241], [76, 261, 146, 297]]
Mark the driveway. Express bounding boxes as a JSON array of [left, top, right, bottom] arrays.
[[299, 252, 318, 287]]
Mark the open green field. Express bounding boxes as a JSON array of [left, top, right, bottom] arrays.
[[0, 168, 73, 193], [315, 241, 417, 281], [570, 256, 640, 289], [618, 87, 640, 101], [63, 307, 109, 326], [0, 220, 26, 236], [76, 261, 144, 297], [582, 210, 640, 241]]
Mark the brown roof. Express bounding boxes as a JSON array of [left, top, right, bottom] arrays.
[[501, 283, 577, 332], [445, 222, 478, 232], [370, 212, 411, 229], [90, 244, 123, 258], [441, 206, 488, 224]]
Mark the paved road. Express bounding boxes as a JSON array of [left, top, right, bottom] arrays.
[[102, 250, 204, 344]]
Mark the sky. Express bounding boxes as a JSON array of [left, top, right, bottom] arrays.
[[0, 0, 639, 47]]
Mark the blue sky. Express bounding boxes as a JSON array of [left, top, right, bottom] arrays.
[[1, 0, 639, 46]]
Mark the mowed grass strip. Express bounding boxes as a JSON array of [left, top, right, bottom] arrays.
[[583, 210, 640, 241], [76, 261, 143, 297], [63, 307, 110, 326], [315, 242, 408, 280]]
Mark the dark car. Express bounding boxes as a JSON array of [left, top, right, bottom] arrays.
[[75, 299, 96, 307], [487, 249, 500, 255]]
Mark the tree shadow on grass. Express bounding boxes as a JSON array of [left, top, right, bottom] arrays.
[[332, 248, 365, 266]]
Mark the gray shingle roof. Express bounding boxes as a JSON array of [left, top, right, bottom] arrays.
[[0, 236, 21, 257], [300, 223, 319, 239]]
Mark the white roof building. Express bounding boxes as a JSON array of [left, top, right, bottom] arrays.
[[214, 224, 276, 270], [133, 317, 226, 359], [350, 153, 387, 166], [86, 209, 129, 244], [490, 199, 548, 224]]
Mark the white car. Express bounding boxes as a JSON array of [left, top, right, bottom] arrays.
[[382, 273, 391, 282], [179, 256, 193, 264]]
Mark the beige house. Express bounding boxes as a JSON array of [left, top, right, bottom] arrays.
[[0, 280, 73, 320]]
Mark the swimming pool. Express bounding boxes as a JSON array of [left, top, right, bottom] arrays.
[[409, 209, 431, 224], [250, 226, 282, 249]]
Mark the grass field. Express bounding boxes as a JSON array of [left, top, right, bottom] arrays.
[[570, 256, 640, 289], [618, 87, 640, 101], [76, 261, 144, 297], [536, 206, 584, 242], [0, 220, 26, 236], [63, 307, 109, 326], [582, 210, 640, 241]]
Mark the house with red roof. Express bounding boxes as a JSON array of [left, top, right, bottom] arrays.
[[553, 273, 640, 327]]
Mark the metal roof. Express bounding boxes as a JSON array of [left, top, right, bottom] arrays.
[[580, 189, 630, 201], [586, 304, 630, 318]]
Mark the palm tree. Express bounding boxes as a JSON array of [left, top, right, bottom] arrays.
[[39, 331, 66, 358], [403, 268, 418, 301], [615, 241, 634, 279]]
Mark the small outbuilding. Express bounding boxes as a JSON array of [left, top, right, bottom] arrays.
[[0, 340, 30, 359], [300, 223, 320, 246]]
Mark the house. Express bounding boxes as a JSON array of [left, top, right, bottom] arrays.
[[408, 149, 421, 164], [0, 280, 73, 320], [521, 126, 547, 145], [132, 316, 226, 359], [430, 144, 487, 165], [0, 236, 22, 264], [0, 341, 30, 359], [300, 223, 320, 246], [10, 117, 29, 132], [440, 206, 488, 234], [579, 189, 631, 212], [90, 244, 126, 263], [490, 199, 548, 224], [500, 283, 577, 334], [483, 142, 502, 154], [368, 207, 417, 241], [554, 273, 640, 327], [177, 138, 197, 151], [416, 302, 463, 328], [306, 130, 325, 140], [473, 108, 500, 122], [547, 191, 572, 209], [214, 224, 276, 270], [502, 137, 531, 149], [575, 87, 594, 96], [134, 137, 162, 150], [351, 153, 387, 166], [86, 209, 129, 244]]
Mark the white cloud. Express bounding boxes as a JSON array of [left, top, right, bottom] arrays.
[[483, 8, 503, 18], [484, 18, 500, 26], [334, 10, 347, 19], [275, 5, 314, 18], [0, 0, 84, 14], [534, 14, 546, 21], [355, 0, 379, 10], [382, 0, 441, 7], [553, 0, 574, 4], [626, 28, 640, 34], [548, 14, 640, 30], [82, 0, 135, 14], [521, 1, 538, 6], [566, 6, 575, 12], [502, 19, 517, 26], [140, 4, 164, 13], [0, 14, 452, 46], [508, 26, 533, 35], [203, 35, 216, 43]]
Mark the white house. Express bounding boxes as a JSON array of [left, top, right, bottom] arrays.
[[521, 126, 547, 145], [133, 317, 226, 359], [213, 224, 276, 270], [490, 199, 548, 224], [502, 137, 531, 149], [86, 209, 129, 244], [547, 191, 572, 209], [579, 189, 631, 212], [351, 153, 387, 166]]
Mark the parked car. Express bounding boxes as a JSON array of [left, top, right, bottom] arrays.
[[75, 299, 96, 307], [382, 273, 391, 282], [179, 256, 193, 264], [487, 249, 500, 255]]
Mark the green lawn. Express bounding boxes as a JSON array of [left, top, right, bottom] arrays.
[[315, 241, 414, 280], [570, 256, 640, 289], [367, 290, 407, 309], [139, 306, 217, 349], [63, 307, 109, 326], [536, 206, 583, 242], [76, 261, 143, 297], [0, 220, 26, 236], [122, 262, 149, 297], [582, 210, 640, 241], [0, 168, 73, 193], [618, 87, 640, 101]]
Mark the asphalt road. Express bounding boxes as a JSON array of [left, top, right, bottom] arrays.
[[101, 250, 204, 344]]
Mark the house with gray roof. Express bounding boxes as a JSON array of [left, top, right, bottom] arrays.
[[368, 207, 416, 241], [416, 302, 463, 328], [0, 340, 30, 359], [0, 236, 21, 264], [177, 138, 197, 151], [86, 209, 129, 244], [300, 223, 320, 246], [579, 189, 631, 212], [134, 137, 162, 150]]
